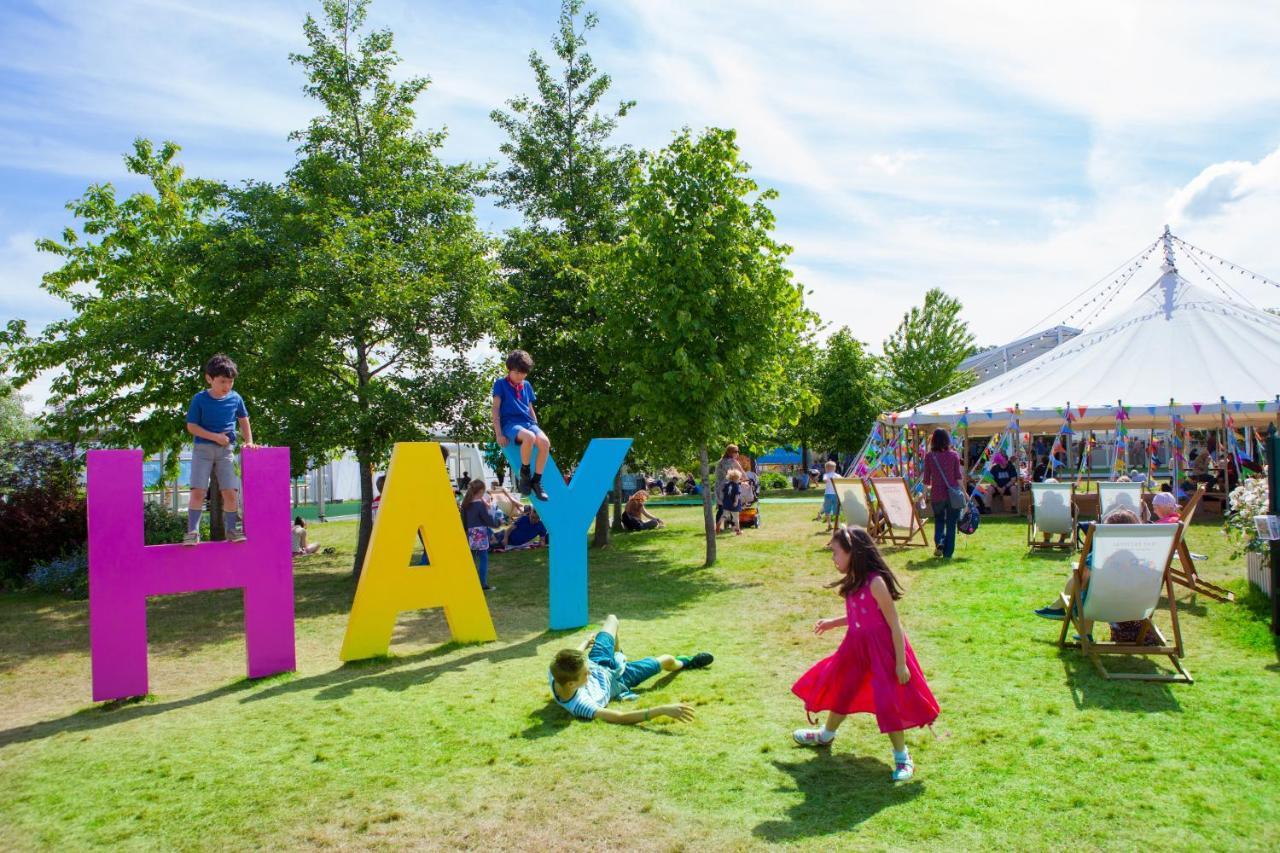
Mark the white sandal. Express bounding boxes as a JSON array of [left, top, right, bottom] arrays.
[[793, 728, 835, 746]]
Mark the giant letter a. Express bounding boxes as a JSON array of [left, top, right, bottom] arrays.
[[340, 442, 496, 661]]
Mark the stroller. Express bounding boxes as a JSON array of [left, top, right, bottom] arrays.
[[737, 473, 761, 528]]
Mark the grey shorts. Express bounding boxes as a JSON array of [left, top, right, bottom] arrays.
[[190, 442, 240, 490]]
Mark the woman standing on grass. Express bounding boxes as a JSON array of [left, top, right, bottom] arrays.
[[921, 428, 964, 559], [791, 526, 939, 782]]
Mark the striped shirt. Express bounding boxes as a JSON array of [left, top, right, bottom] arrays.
[[549, 659, 624, 720]]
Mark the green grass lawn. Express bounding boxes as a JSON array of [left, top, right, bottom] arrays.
[[1, 504, 1277, 850]]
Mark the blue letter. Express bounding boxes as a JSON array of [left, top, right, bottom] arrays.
[[503, 438, 632, 629]]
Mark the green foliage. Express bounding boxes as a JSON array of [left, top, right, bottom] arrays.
[[0, 380, 34, 443], [790, 328, 883, 455], [758, 471, 789, 491], [882, 288, 976, 411], [142, 501, 190, 546], [490, 0, 635, 245], [610, 127, 816, 563]]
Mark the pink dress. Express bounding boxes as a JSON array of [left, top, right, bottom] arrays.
[[791, 577, 940, 733]]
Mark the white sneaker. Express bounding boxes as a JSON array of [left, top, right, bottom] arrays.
[[182, 531, 200, 546], [892, 759, 915, 782], [227, 529, 247, 543]]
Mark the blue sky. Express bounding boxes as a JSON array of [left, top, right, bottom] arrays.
[[4, 0, 1280, 409]]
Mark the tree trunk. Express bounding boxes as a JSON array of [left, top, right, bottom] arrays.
[[611, 470, 624, 532], [353, 448, 375, 579], [208, 466, 225, 541], [700, 443, 716, 567], [593, 500, 610, 548]]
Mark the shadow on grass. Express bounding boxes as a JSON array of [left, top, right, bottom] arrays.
[[753, 752, 922, 841], [0, 676, 266, 749], [1056, 649, 1184, 712]]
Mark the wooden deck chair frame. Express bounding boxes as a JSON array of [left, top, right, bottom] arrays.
[[1169, 484, 1234, 603], [833, 478, 888, 542], [1097, 480, 1146, 521], [1057, 523, 1192, 683], [1027, 482, 1076, 551], [869, 477, 928, 547]]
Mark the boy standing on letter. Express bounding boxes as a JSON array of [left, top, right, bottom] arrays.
[[492, 350, 551, 502], [184, 354, 255, 545]]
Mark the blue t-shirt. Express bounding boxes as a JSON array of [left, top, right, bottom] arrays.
[[187, 390, 248, 445], [507, 514, 547, 548], [492, 377, 537, 429]]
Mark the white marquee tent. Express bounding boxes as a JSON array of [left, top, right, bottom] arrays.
[[894, 232, 1280, 436]]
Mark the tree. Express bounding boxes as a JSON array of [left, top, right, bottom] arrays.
[[250, 0, 500, 576], [610, 127, 815, 566], [0, 139, 232, 471], [0, 380, 34, 444], [490, 0, 638, 546], [882, 288, 976, 411], [792, 328, 884, 457]]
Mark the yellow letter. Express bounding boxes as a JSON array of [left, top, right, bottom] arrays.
[[340, 442, 496, 660]]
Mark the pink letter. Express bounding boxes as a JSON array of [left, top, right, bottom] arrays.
[[87, 447, 296, 701]]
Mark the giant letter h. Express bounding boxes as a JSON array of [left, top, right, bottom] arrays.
[[87, 448, 296, 702]]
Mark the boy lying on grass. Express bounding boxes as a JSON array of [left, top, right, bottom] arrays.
[[549, 614, 713, 724]]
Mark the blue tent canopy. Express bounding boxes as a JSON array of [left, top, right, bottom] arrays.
[[756, 447, 802, 466]]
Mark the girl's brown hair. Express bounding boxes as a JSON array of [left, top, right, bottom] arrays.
[[829, 525, 904, 600], [930, 428, 951, 453], [461, 479, 487, 508]]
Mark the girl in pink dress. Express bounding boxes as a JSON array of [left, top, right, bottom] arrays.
[[791, 526, 939, 781]]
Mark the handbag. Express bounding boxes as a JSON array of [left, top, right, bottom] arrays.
[[467, 526, 490, 552], [931, 454, 968, 511]]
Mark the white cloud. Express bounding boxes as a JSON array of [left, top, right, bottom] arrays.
[[1167, 147, 1280, 222]]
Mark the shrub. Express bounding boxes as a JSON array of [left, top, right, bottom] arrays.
[[759, 472, 789, 492], [28, 547, 89, 598], [144, 501, 190, 545], [0, 440, 87, 585]]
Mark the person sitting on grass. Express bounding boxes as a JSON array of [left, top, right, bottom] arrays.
[[621, 490, 665, 531], [489, 480, 522, 521], [549, 614, 713, 724], [292, 516, 322, 557], [493, 507, 547, 551]]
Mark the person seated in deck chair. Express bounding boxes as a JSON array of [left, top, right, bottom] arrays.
[[1033, 507, 1140, 637]]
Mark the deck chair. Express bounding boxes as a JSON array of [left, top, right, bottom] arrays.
[[1057, 522, 1191, 683], [833, 477, 881, 535], [869, 477, 928, 547], [1027, 482, 1076, 551], [1168, 484, 1234, 602], [1097, 481, 1146, 521]]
